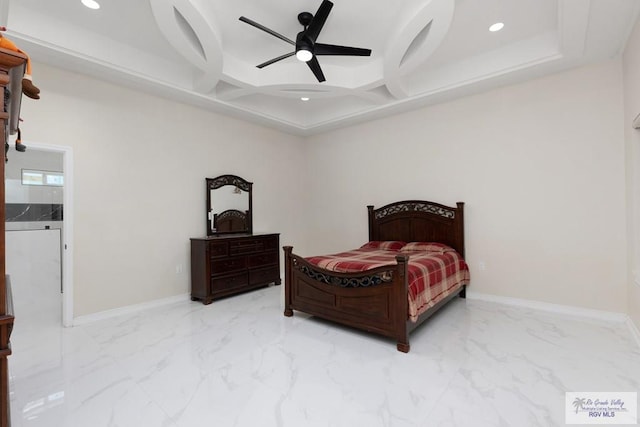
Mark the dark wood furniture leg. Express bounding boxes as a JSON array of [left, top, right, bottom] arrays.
[[283, 246, 293, 317]]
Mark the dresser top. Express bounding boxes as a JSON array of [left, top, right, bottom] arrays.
[[190, 232, 279, 242]]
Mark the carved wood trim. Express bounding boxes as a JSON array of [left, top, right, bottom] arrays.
[[216, 209, 247, 221], [207, 174, 252, 192], [374, 200, 455, 220], [293, 260, 394, 288]]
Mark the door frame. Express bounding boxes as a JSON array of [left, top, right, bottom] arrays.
[[16, 142, 74, 327]]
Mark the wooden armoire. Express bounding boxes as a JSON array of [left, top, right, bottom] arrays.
[[0, 46, 27, 427]]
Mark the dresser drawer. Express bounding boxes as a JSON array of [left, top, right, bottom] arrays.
[[208, 241, 228, 258], [229, 239, 264, 255], [248, 251, 279, 268], [260, 235, 279, 251], [211, 272, 248, 292], [211, 256, 247, 273], [228, 235, 279, 255], [249, 266, 280, 286]]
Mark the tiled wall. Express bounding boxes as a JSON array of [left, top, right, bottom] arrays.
[[6, 203, 63, 222]]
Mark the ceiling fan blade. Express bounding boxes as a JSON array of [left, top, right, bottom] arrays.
[[257, 52, 296, 68], [305, 0, 333, 42], [315, 43, 371, 56], [239, 16, 295, 46], [306, 56, 326, 82]]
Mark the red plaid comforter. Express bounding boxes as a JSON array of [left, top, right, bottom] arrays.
[[306, 246, 470, 322]]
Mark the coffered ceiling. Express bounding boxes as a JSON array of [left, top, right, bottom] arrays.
[[2, 0, 639, 135]]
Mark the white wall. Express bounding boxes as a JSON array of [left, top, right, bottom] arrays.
[[623, 16, 640, 330], [19, 62, 306, 317], [16, 57, 631, 317], [304, 60, 627, 313]]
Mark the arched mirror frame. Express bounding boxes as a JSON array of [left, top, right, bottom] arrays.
[[206, 175, 253, 236]]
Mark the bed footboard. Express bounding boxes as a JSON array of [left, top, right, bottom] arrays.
[[283, 246, 412, 352]]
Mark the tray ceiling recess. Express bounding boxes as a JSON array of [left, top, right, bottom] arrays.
[[3, 0, 640, 135]]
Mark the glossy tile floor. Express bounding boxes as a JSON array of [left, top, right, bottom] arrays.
[[9, 285, 640, 427]]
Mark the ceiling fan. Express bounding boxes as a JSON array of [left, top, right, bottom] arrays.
[[239, 0, 372, 83]]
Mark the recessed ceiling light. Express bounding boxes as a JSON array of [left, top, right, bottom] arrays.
[[81, 0, 100, 10], [301, 97, 310, 102], [489, 22, 504, 32]]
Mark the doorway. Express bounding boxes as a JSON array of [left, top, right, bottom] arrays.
[[4, 142, 73, 326]]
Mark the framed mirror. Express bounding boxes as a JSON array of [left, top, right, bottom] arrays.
[[206, 175, 252, 236]]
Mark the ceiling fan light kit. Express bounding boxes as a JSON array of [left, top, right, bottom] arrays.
[[239, 0, 372, 83], [81, 0, 100, 10], [296, 50, 313, 62]]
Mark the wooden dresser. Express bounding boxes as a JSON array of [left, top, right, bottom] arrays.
[[190, 233, 280, 304]]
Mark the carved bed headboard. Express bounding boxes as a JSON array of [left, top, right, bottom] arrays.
[[367, 200, 465, 256]]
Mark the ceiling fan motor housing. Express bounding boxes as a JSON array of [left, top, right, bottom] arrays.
[[296, 32, 313, 56], [298, 12, 313, 27]]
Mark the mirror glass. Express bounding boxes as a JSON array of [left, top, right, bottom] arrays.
[[206, 175, 252, 235]]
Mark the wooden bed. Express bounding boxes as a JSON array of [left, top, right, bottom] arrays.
[[283, 200, 467, 353]]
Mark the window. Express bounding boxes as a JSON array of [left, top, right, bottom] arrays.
[[21, 169, 64, 187]]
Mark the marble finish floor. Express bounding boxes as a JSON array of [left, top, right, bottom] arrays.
[[9, 286, 640, 427]]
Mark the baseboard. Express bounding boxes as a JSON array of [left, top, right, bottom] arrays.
[[73, 293, 191, 326], [627, 316, 640, 349], [466, 291, 628, 323]]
